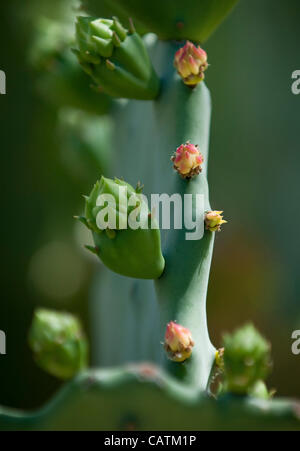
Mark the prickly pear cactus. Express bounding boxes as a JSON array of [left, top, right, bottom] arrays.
[[1, 0, 299, 431]]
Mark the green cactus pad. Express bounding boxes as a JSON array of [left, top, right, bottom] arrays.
[[88, 39, 216, 389], [28, 309, 88, 380], [80, 0, 148, 35], [98, 0, 239, 42]]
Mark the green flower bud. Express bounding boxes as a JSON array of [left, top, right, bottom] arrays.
[[248, 380, 275, 400], [77, 176, 165, 279], [28, 309, 88, 380], [102, 0, 239, 43], [29, 16, 111, 115], [222, 323, 272, 395], [74, 16, 160, 99]]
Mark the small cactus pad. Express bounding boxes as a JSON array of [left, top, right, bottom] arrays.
[[74, 16, 160, 99]]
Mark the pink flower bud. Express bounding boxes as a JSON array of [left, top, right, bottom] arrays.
[[174, 41, 208, 86], [171, 141, 203, 178], [164, 321, 194, 362], [205, 210, 227, 232]]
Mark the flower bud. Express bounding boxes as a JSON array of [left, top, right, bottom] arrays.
[[171, 142, 203, 178], [77, 176, 165, 279], [164, 321, 194, 362], [222, 323, 272, 395], [28, 309, 88, 380], [74, 16, 159, 99], [205, 211, 227, 232], [174, 41, 208, 87], [248, 380, 274, 400]]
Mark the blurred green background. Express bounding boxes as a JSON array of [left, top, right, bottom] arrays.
[[0, 0, 299, 409]]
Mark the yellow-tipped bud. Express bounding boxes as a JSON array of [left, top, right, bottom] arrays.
[[205, 211, 227, 232]]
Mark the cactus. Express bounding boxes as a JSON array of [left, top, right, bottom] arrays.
[[1, 0, 299, 431], [0, 365, 299, 430]]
